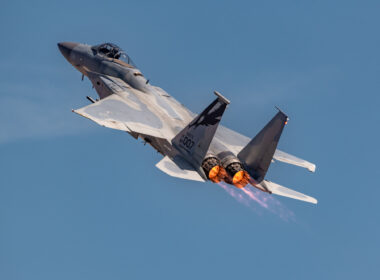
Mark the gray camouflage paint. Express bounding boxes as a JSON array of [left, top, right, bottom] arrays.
[[58, 42, 317, 203]]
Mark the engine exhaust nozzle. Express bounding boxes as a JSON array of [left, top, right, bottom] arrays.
[[202, 156, 226, 183]]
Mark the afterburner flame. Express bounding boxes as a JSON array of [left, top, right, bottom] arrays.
[[209, 166, 221, 182], [232, 171, 249, 188], [208, 166, 227, 183], [232, 170, 244, 184]]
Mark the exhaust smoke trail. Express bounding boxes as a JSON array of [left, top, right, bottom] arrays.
[[217, 182, 295, 222]]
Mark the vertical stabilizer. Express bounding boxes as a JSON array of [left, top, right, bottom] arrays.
[[238, 110, 288, 182], [172, 91, 229, 168]]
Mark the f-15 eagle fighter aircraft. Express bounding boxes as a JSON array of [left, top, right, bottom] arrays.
[[58, 42, 318, 204]]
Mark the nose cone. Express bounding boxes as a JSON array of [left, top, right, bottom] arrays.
[[57, 42, 78, 61]]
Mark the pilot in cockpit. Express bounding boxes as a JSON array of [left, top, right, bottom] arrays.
[[98, 44, 120, 59], [94, 43, 137, 68]]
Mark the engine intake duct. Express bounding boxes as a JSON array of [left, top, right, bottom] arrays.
[[202, 155, 226, 183]]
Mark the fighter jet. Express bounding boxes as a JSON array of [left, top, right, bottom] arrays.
[[58, 42, 318, 204]]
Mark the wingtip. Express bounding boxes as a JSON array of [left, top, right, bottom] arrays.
[[308, 164, 317, 173], [308, 197, 318, 204]]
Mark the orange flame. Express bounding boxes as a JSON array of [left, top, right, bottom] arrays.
[[208, 166, 227, 183], [209, 166, 221, 182], [232, 171, 250, 188]]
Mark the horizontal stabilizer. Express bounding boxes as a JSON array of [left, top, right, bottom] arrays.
[[274, 149, 316, 172], [259, 180, 318, 204], [156, 156, 206, 182]]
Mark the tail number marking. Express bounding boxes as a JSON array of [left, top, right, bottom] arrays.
[[180, 135, 195, 150]]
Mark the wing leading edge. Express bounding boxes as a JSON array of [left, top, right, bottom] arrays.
[[73, 73, 178, 140]]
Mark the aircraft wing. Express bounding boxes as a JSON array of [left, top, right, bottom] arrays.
[[73, 73, 179, 140], [215, 125, 316, 172]]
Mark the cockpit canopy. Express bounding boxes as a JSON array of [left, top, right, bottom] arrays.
[[92, 43, 137, 68]]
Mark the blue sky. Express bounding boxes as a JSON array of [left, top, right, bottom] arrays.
[[1, 0, 379, 279]]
